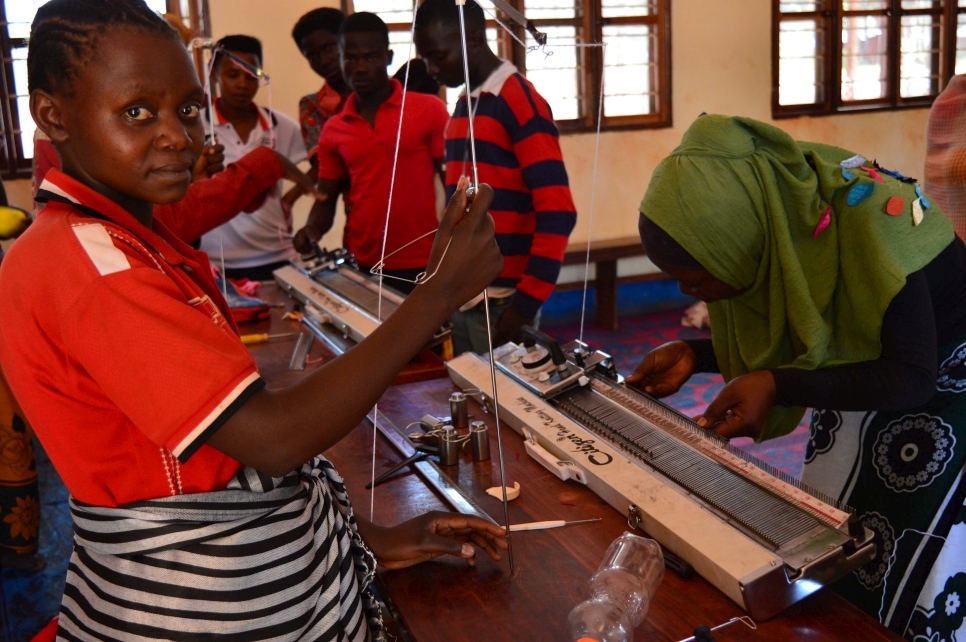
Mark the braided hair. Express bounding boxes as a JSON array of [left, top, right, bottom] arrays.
[[27, 0, 178, 95]]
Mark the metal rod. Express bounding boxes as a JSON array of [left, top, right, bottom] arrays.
[[457, 2, 480, 188], [483, 290, 514, 572], [456, 0, 511, 571], [198, 42, 228, 301]]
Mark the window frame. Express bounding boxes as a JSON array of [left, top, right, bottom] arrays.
[[0, 1, 30, 180], [772, 0, 959, 119], [344, 0, 672, 133]]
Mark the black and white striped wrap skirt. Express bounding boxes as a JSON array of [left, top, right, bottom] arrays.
[[57, 456, 386, 641]]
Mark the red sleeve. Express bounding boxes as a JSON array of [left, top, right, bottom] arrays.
[[427, 96, 449, 160], [61, 262, 262, 462], [31, 134, 61, 199], [316, 121, 349, 181], [155, 147, 285, 244]]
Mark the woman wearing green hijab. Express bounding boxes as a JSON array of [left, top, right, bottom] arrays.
[[630, 115, 966, 640]]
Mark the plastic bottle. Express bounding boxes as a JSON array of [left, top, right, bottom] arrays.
[[567, 532, 665, 642]]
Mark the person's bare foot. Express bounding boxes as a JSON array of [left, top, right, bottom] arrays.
[[0, 549, 46, 571]]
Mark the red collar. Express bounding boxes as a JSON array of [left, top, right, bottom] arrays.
[[318, 83, 347, 112], [37, 170, 191, 267], [212, 97, 270, 131], [343, 79, 403, 121]]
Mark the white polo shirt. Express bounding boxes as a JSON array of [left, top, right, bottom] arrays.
[[200, 101, 307, 269]]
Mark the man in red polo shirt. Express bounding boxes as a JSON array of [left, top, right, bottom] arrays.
[[293, 11, 449, 294]]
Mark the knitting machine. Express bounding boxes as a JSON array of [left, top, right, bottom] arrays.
[[446, 327, 876, 620], [274, 248, 450, 349]]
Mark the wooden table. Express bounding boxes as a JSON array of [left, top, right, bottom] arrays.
[[242, 283, 342, 384], [249, 285, 902, 642], [562, 236, 652, 332]]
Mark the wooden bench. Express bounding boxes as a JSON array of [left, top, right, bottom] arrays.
[[561, 235, 657, 331]]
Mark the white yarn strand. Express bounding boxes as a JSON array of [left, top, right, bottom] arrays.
[[477, 0, 606, 341], [458, 4, 480, 188], [578, 44, 606, 343]]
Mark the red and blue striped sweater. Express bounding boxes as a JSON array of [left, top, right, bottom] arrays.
[[444, 61, 577, 318]]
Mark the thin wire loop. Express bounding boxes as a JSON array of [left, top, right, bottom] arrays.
[[369, 230, 453, 285]]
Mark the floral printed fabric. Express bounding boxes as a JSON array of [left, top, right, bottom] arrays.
[[299, 83, 346, 161], [803, 334, 966, 641], [0, 366, 38, 555], [906, 503, 966, 642]]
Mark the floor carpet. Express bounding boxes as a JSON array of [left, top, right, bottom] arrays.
[[0, 304, 809, 641]]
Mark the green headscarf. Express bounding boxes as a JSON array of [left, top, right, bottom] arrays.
[[640, 115, 955, 441]]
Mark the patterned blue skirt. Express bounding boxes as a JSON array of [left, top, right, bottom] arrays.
[[804, 335, 966, 641]]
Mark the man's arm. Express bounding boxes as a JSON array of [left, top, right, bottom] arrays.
[[292, 178, 342, 255], [156, 147, 285, 244]]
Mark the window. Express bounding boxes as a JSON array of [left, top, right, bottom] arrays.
[[774, 0, 966, 117], [0, 0, 201, 179], [347, 0, 671, 131]]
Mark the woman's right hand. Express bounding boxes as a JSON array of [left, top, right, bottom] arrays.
[[626, 341, 698, 398], [192, 142, 226, 182], [421, 177, 503, 312]]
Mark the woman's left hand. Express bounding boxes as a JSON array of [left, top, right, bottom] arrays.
[[359, 511, 508, 570], [695, 370, 776, 440]]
